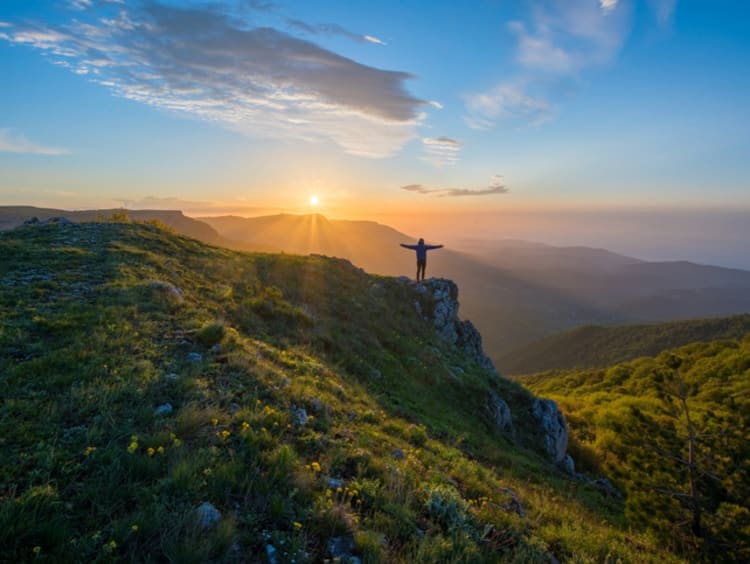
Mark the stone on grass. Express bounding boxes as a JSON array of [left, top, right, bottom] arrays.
[[187, 352, 202, 363], [291, 405, 308, 426], [196, 502, 221, 529], [154, 403, 173, 416]]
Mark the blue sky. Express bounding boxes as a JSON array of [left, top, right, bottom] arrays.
[[1, 0, 749, 263]]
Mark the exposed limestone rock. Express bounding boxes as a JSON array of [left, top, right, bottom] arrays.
[[409, 278, 497, 374], [532, 399, 568, 463], [154, 403, 173, 416], [196, 502, 221, 528], [487, 391, 513, 433], [290, 405, 309, 427]]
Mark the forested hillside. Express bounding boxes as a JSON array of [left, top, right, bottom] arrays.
[[501, 315, 750, 374], [518, 340, 750, 561]]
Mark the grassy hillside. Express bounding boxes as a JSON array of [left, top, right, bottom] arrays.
[[517, 342, 750, 561], [500, 315, 750, 374], [0, 221, 677, 562]]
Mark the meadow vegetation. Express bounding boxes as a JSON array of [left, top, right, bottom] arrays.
[[519, 341, 750, 561], [1, 220, 684, 562]]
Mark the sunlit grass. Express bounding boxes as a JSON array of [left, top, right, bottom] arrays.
[[0, 221, 680, 562]]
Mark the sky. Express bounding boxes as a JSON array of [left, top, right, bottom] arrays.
[[1, 0, 749, 266]]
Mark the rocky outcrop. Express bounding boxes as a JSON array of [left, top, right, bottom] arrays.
[[410, 278, 496, 373], [487, 391, 513, 433], [531, 399, 568, 463]]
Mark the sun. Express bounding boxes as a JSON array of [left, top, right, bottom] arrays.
[[309, 195, 320, 207]]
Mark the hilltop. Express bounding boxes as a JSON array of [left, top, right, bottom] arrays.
[[500, 314, 750, 374], [5, 206, 750, 369], [0, 220, 677, 562]]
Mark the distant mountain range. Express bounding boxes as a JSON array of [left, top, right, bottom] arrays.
[[4, 205, 750, 368]]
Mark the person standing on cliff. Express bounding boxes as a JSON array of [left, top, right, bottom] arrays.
[[400, 238, 444, 282]]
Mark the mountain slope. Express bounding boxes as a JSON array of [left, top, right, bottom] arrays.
[[0, 221, 674, 562], [500, 314, 750, 374], [516, 341, 750, 560]]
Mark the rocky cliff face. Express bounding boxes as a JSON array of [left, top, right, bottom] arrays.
[[405, 277, 570, 464], [406, 278, 497, 374]]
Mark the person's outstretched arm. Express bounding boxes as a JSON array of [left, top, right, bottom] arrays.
[[425, 244, 443, 250], [400, 244, 418, 250]]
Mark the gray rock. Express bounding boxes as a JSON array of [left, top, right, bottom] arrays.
[[211, 343, 222, 354], [414, 279, 497, 374], [393, 448, 406, 460], [229, 402, 241, 415], [164, 372, 180, 381], [487, 392, 513, 433], [498, 487, 526, 518], [266, 544, 277, 564], [291, 405, 308, 426], [309, 397, 323, 413], [532, 399, 568, 463], [187, 352, 202, 363], [196, 502, 221, 528], [154, 403, 173, 416]]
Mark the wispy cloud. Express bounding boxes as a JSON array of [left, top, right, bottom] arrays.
[[464, 83, 553, 130], [421, 136, 461, 167], [1, 1, 423, 158], [286, 18, 386, 45], [466, 0, 633, 130], [401, 175, 508, 197], [0, 128, 68, 155]]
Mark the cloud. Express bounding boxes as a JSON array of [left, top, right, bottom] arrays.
[[465, 0, 631, 131], [464, 83, 553, 129], [0, 128, 68, 155], [421, 136, 461, 167], [1, 1, 424, 157], [401, 175, 508, 197], [363, 35, 386, 45], [512, 0, 631, 74], [286, 18, 385, 45]]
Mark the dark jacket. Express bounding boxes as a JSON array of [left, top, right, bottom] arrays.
[[401, 242, 443, 261]]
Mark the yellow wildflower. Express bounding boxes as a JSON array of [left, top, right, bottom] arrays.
[[310, 461, 321, 472], [33, 546, 41, 554], [241, 421, 250, 432], [131, 525, 139, 533], [84, 446, 97, 456], [203, 468, 213, 476], [147, 447, 155, 457], [293, 521, 303, 530], [172, 437, 182, 447], [157, 446, 165, 455], [127, 440, 138, 454], [211, 417, 219, 426]]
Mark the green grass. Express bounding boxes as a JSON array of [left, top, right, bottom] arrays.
[[0, 221, 679, 562], [517, 340, 750, 561]]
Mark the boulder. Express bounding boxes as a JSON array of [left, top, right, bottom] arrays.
[[487, 391, 513, 433], [154, 403, 173, 416], [531, 399, 568, 463], [196, 502, 221, 528]]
